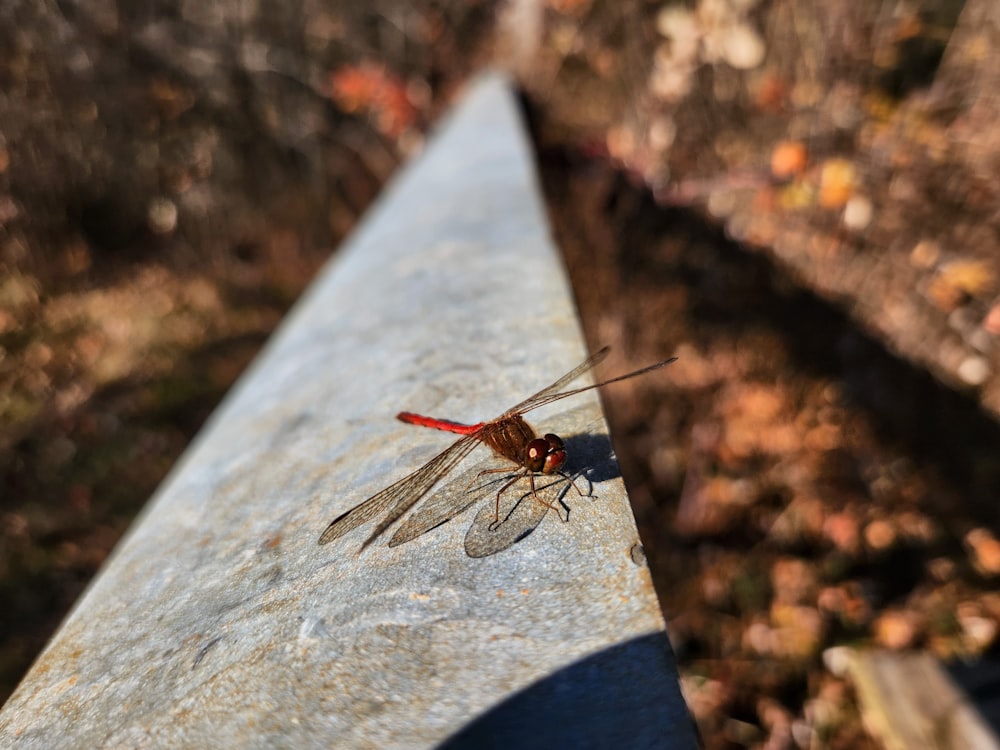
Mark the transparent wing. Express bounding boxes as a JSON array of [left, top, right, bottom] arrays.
[[503, 347, 610, 416], [386, 468, 506, 547], [318, 433, 481, 549], [511, 349, 677, 417]]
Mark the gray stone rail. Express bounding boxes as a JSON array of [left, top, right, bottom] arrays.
[[0, 73, 696, 748]]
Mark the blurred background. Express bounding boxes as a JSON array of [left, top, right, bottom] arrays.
[[2, 0, 999, 746]]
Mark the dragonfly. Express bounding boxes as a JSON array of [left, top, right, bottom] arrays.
[[317, 346, 676, 551]]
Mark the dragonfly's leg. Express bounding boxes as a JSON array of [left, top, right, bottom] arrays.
[[557, 470, 594, 499], [466, 466, 515, 491], [488, 470, 564, 530], [490, 471, 527, 529], [526, 471, 562, 513]]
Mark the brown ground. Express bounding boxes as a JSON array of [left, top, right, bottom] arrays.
[[3, 0, 1000, 747]]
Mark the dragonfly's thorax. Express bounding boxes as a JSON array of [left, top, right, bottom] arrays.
[[482, 415, 537, 464]]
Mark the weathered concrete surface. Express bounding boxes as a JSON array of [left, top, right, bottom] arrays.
[[0, 73, 695, 748]]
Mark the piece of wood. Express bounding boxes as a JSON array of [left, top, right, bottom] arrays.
[[840, 650, 1000, 750]]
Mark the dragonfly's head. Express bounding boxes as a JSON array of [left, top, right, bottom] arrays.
[[525, 433, 566, 475]]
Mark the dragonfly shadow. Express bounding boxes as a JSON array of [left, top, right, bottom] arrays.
[[563, 431, 621, 484], [463, 430, 620, 557], [465, 433, 620, 557]]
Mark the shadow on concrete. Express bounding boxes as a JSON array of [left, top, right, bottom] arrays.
[[438, 631, 698, 749]]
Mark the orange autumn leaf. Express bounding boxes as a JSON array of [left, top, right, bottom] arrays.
[[328, 63, 418, 139]]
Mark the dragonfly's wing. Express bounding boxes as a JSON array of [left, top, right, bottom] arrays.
[[318, 433, 481, 549], [386, 468, 506, 547], [515, 354, 677, 417], [464, 482, 551, 558], [503, 346, 610, 416]]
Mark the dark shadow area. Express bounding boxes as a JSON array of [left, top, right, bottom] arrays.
[[947, 648, 1000, 739], [438, 631, 697, 750], [567, 430, 622, 485]]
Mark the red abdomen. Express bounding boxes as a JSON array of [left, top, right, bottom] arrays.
[[397, 411, 483, 435]]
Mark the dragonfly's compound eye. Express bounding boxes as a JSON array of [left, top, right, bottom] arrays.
[[541, 433, 566, 474], [524, 438, 550, 472]]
